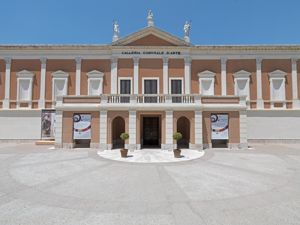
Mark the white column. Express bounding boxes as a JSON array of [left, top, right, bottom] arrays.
[[3, 57, 11, 109], [163, 110, 173, 151], [99, 110, 108, 151], [38, 57, 47, 108], [75, 57, 81, 96], [184, 57, 191, 94], [128, 110, 137, 151], [110, 57, 118, 94], [193, 110, 203, 150], [292, 58, 300, 108], [221, 58, 227, 96], [133, 57, 139, 94], [256, 58, 264, 109], [163, 57, 169, 94], [239, 110, 248, 149], [54, 110, 63, 148]]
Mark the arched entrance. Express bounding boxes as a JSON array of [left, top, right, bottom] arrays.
[[177, 116, 190, 149], [112, 116, 125, 149]]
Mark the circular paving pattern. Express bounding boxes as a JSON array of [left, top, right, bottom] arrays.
[[97, 149, 205, 163]]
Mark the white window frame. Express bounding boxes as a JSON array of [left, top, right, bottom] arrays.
[[16, 70, 34, 109], [142, 77, 160, 94], [198, 70, 216, 96], [118, 77, 133, 94], [233, 70, 251, 101], [269, 70, 287, 109], [52, 70, 69, 107], [169, 77, 184, 94], [87, 70, 104, 96]]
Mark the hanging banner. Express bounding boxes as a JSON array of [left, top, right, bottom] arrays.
[[211, 114, 229, 140], [41, 110, 56, 139], [73, 114, 91, 140]]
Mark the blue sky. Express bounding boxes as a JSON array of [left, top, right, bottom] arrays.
[[0, 0, 299, 45]]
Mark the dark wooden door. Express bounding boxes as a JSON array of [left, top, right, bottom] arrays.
[[142, 117, 160, 147]]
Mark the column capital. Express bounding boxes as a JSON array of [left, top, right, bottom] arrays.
[[256, 57, 263, 65], [184, 56, 191, 64], [133, 57, 139, 64], [221, 57, 227, 65], [111, 57, 118, 64], [40, 57, 47, 64], [4, 57, 11, 65], [163, 56, 169, 65], [75, 57, 82, 64]]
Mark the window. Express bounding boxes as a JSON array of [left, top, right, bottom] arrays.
[[269, 70, 287, 108], [143, 78, 159, 103], [198, 70, 215, 95], [118, 77, 132, 103], [87, 70, 104, 96], [52, 70, 69, 105], [170, 78, 183, 103], [233, 70, 251, 100], [16, 70, 34, 108]]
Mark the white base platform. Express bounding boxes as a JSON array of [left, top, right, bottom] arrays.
[[97, 149, 205, 163]]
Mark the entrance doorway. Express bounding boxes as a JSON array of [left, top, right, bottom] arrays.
[[142, 116, 160, 148], [177, 116, 190, 148], [112, 116, 125, 149]]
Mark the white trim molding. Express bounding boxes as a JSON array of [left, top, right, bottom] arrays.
[[142, 77, 160, 94], [269, 69, 287, 109], [233, 70, 251, 103], [16, 70, 35, 109], [198, 70, 216, 96], [169, 77, 184, 94], [52, 70, 69, 107], [87, 70, 104, 96], [118, 77, 133, 94]]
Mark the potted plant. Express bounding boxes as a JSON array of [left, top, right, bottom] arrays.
[[173, 132, 183, 158], [120, 132, 129, 158]]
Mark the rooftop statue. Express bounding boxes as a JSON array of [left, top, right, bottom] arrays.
[[112, 21, 120, 42], [183, 21, 191, 43], [147, 10, 154, 27]]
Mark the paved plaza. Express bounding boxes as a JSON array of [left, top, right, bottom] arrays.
[[0, 143, 299, 225]]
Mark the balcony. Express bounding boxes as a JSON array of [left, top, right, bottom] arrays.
[[105, 94, 197, 104], [56, 94, 247, 111]]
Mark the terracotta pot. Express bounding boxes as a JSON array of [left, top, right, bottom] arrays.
[[120, 148, 128, 158], [173, 149, 181, 158]]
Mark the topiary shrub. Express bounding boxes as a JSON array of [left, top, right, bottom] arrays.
[[120, 132, 129, 141], [173, 132, 182, 141]]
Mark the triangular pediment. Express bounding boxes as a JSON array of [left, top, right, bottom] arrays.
[[112, 26, 191, 46]]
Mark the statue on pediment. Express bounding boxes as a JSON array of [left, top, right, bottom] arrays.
[[112, 20, 120, 42], [147, 10, 154, 27], [183, 21, 191, 43]]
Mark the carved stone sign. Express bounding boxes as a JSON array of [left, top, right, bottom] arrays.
[[121, 51, 181, 55]]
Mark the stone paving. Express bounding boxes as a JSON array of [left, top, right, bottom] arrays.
[[0, 143, 300, 225]]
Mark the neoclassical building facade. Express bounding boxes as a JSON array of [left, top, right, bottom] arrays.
[[0, 17, 300, 150]]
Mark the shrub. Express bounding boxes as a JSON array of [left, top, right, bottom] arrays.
[[173, 132, 182, 141], [120, 132, 129, 140]]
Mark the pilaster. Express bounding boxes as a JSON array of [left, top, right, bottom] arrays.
[[162, 110, 173, 151], [75, 57, 81, 96], [3, 57, 12, 109], [221, 57, 227, 96], [110, 57, 118, 94], [133, 57, 139, 94], [128, 110, 137, 151], [38, 57, 47, 108], [184, 57, 191, 94], [291, 58, 300, 108], [163, 57, 169, 94], [99, 110, 108, 151], [256, 58, 264, 109]]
